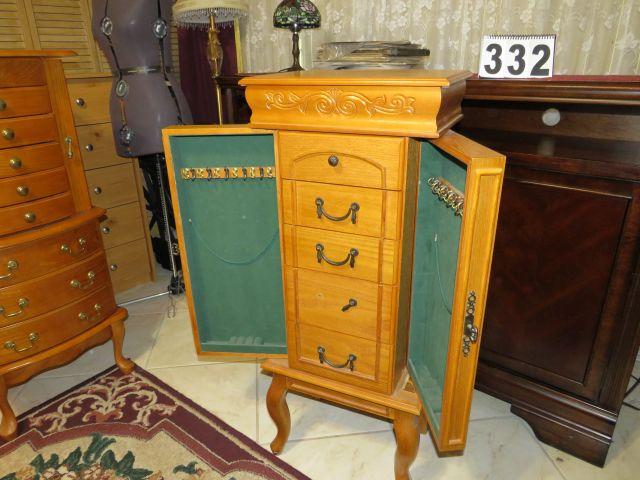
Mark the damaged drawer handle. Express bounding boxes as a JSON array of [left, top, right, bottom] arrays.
[[317, 346, 357, 371], [61, 237, 88, 256], [78, 303, 103, 322], [70, 270, 96, 289]]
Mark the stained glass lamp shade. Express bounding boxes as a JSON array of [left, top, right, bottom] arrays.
[[273, 0, 321, 71]]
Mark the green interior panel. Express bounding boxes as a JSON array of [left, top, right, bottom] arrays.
[[168, 134, 286, 354], [408, 140, 467, 435]]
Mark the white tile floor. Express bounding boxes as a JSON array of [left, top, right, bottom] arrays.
[[5, 273, 640, 480]]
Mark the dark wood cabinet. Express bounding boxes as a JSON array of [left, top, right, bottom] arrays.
[[458, 78, 640, 467], [218, 73, 640, 467]]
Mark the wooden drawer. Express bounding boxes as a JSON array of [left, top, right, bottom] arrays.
[[67, 79, 111, 126], [290, 323, 391, 393], [0, 115, 58, 149], [77, 123, 127, 170], [0, 220, 102, 287], [278, 131, 405, 190], [0, 167, 69, 208], [0, 143, 64, 179], [85, 163, 138, 209], [0, 86, 51, 119], [106, 238, 151, 293], [0, 192, 75, 236], [0, 286, 116, 366], [0, 253, 110, 328], [284, 225, 397, 284], [289, 267, 393, 343], [100, 202, 145, 249], [282, 180, 401, 239], [0, 58, 45, 88]]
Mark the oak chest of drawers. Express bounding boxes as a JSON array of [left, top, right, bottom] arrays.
[[66, 75, 155, 294], [163, 70, 505, 479], [0, 50, 134, 441]]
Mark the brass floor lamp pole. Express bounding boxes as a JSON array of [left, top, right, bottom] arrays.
[[207, 13, 224, 125]]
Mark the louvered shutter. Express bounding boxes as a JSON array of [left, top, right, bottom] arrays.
[[0, 0, 34, 49]]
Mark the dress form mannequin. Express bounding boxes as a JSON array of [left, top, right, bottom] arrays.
[[93, 0, 193, 294], [92, 0, 192, 157]]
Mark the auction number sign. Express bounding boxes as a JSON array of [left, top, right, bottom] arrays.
[[479, 35, 555, 78]]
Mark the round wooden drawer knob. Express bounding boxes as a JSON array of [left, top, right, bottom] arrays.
[[109, 264, 118, 271], [93, 186, 102, 194], [75, 98, 85, 107], [24, 212, 36, 223], [2, 128, 15, 140], [0, 98, 6, 111], [9, 157, 22, 169], [16, 185, 29, 196]]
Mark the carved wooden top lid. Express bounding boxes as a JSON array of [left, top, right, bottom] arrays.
[[240, 69, 471, 88], [241, 69, 471, 138]]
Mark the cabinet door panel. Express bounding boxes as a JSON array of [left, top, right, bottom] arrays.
[[165, 128, 286, 356], [408, 131, 504, 453]]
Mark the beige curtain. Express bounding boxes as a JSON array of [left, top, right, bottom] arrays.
[[241, 0, 640, 75]]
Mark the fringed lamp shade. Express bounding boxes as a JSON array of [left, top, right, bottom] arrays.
[[173, 0, 248, 26]]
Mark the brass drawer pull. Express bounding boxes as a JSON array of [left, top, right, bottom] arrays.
[[316, 243, 358, 268], [78, 303, 103, 322], [317, 346, 357, 371], [61, 237, 88, 256], [16, 185, 29, 196], [2, 128, 15, 140], [327, 155, 339, 167], [316, 198, 359, 224], [4, 332, 39, 353], [0, 297, 29, 318], [65, 136, 73, 158], [341, 298, 357, 312], [24, 212, 36, 223], [0, 260, 19, 280], [9, 157, 22, 169], [70, 270, 96, 289]]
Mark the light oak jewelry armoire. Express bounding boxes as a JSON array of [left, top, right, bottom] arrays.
[[163, 70, 505, 479]]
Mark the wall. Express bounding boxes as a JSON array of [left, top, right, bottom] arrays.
[[241, 0, 640, 75]]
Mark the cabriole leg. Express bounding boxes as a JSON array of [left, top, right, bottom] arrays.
[[266, 374, 291, 454], [0, 375, 17, 441], [393, 410, 421, 480], [111, 320, 134, 374]]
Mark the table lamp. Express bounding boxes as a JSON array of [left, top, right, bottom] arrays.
[[273, 0, 321, 71], [174, 0, 248, 124]]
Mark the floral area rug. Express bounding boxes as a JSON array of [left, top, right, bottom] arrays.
[[0, 366, 308, 480]]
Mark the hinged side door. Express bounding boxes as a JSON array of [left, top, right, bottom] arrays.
[[408, 130, 505, 453], [163, 125, 286, 357]]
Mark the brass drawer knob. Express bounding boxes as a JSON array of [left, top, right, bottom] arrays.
[[93, 186, 102, 194], [61, 237, 88, 256], [0, 297, 29, 319], [16, 185, 29, 196], [328, 155, 339, 167], [317, 346, 357, 371], [4, 332, 39, 353], [78, 303, 103, 322], [9, 157, 22, 169], [75, 97, 85, 107], [70, 270, 96, 289], [24, 212, 36, 223], [0, 260, 19, 280], [101, 226, 111, 234], [2, 128, 15, 140], [109, 263, 118, 271], [85, 143, 94, 152], [0, 98, 6, 111]]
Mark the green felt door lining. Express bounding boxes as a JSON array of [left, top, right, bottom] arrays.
[[168, 133, 286, 354], [408, 140, 467, 436]]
